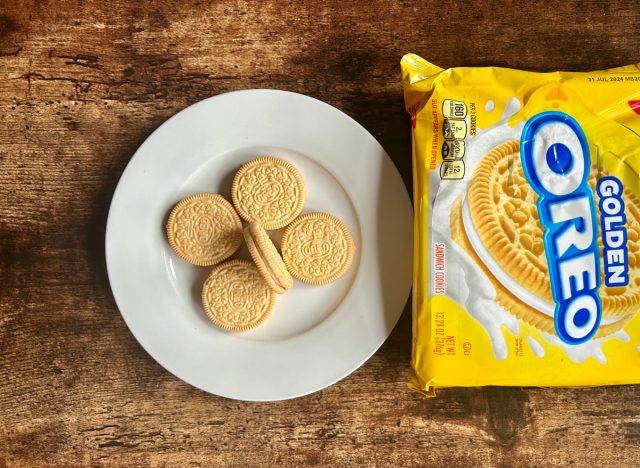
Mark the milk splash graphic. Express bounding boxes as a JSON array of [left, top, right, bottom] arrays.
[[431, 97, 629, 363]]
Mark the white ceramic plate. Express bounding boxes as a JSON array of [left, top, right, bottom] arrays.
[[106, 89, 412, 401]]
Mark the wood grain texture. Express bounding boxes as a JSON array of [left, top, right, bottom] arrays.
[[1, 0, 640, 466]]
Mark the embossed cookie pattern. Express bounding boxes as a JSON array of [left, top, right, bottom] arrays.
[[281, 212, 354, 285], [166, 193, 243, 266], [231, 157, 306, 229], [201, 259, 276, 332]]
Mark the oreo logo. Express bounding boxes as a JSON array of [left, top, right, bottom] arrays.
[[193, 214, 216, 245], [521, 112, 601, 345], [302, 238, 332, 258], [255, 180, 283, 205]]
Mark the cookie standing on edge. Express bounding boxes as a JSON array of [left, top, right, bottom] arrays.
[[231, 157, 306, 229], [244, 223, 293, 294], [202, 259, 277, 332], [166, 193, 243, 266], [281, 212, 355, 285], [450, 140, 640, 337]]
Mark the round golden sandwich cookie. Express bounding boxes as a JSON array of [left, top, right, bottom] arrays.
[[281, 212, 355, 285], [450, 140, 640, 337], [166, 193, 243, 266], [201, 259, 277, 332], [244, 222, 293, 294], [231, 157, 306, 230]]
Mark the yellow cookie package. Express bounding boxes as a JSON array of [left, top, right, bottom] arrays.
[[401, 53, 640, 395]]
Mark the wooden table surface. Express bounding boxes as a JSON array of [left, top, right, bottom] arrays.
[[2, 0, 640, 466]]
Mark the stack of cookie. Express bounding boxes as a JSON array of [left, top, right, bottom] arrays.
[[166, 157, 354, 332]]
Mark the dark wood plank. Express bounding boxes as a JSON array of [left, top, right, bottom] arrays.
[[2, 0, 640, 466]]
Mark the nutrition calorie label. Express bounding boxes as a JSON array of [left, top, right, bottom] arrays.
[[440, 99, 467, 180]]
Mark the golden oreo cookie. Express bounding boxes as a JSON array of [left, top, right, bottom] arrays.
[[451, 140, 640, 336], [201, 259, 277, 332], [166, 193, 243, 266], [244, 223, 293, 294], [281, 212, 354, 285], [231, 157, 306, 229]]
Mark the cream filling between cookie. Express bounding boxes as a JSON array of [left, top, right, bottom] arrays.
[[461, 194, 623, 326], [251, 237, 284, 290]]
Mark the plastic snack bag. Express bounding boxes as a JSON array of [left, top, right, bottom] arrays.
[[401, 53, 640, 395]]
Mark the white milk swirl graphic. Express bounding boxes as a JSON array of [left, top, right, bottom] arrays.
[[430, 97, 630, 362]]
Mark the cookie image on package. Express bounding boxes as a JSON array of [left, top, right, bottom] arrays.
[[244, 222, 293, 294], [450, 140, 640, 337], [281, 212, 354, 285], [166, 193, 243, 266], [201, 259, 277, 332], [231, 157, 306, 230]]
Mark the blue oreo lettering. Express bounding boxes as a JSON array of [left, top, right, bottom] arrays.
[[521, 111, 601, 345], [597, 176, 629, 287]]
